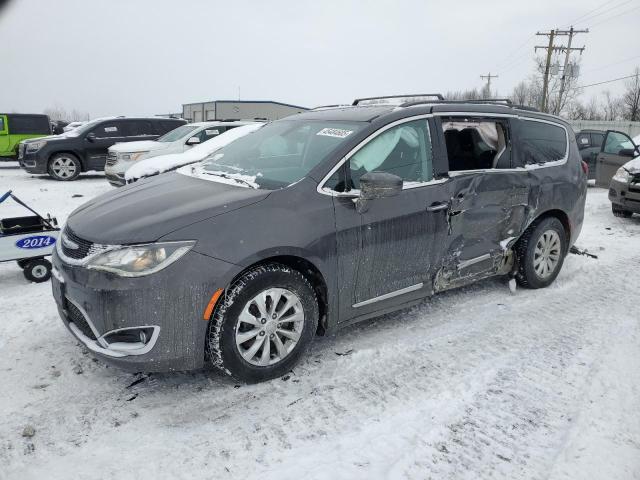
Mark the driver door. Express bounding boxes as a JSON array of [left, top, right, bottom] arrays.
[[596, 130, 638, 187], [0, 115, 9, 156], [328, 118, 451, 322]]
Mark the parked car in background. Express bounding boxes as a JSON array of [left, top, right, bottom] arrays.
[[575, 129, 605, 180], [106, 121, 255, 186], [123, 122, 264, 185], [608, 142, 640, 218], [63, 121, 86, 132], [0, 113, 51, 160], [52, 96, 586, 382], [18, 117, 186, 181], [595, 131, 640, 187]]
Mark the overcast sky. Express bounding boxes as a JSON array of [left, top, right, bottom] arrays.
[[1, 0, 639, 117]]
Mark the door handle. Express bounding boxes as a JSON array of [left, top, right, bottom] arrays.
[[427, 201, 450, 212]]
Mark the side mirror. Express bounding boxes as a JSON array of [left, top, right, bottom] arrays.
[[186, 136, 201, 145], [86, 132, 96, 142], [356, 171, 403, 213], [619, 148, 636, 157]]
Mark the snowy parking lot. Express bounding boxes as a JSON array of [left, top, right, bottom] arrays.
[[0, 163, 639, 480]]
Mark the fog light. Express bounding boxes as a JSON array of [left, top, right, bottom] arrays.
[[139, 330, 147, 344]]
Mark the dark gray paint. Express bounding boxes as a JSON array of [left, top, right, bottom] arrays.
[[52, 103, 587, 372]]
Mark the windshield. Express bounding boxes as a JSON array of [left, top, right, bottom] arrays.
[[157, 125, 199, 142], [194, 120, 364, 190], [65, 118, 107, 137]]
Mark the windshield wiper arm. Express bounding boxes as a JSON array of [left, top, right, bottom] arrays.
[[204, 171, 256, 189]]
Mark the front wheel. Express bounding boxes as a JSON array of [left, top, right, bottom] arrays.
[[48, 153, 81, 181], [515, 217, 567, 289], [23, 258, 52, 283], [206, 264, 318, 383]]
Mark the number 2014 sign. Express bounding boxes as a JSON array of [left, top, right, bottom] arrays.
[[16, 235, 57, 249]]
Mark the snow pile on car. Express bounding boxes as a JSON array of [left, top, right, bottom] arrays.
[[124, 122, 264, 182]]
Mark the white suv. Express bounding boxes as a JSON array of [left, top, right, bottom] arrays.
[[105, 121, 253, 186]]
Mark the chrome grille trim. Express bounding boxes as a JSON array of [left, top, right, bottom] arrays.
[[56, 226, 118, 266]]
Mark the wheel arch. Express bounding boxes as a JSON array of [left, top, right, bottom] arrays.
[[48, 150, 85, 171], [228, 254, 330, 336], [527, 208, 571, 245]]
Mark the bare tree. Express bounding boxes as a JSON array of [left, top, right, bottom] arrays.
[[43, 105, 89, 122], [622, 67, 640, 121], [602, 90, 623, 121]]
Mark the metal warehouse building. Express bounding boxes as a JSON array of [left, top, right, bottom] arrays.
[[182, 100, 308, 122]]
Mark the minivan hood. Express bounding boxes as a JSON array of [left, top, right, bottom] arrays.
[[66, 172, 270, 244], [110, 141, 166, 153]]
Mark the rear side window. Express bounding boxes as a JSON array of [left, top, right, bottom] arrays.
[[124, 120, 154, 137], [7, 115, 51, 135], [93, 123, 121, 138], [518, 120, 567, 165], [442, 117, 511, 171]]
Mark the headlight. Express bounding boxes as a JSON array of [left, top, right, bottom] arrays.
[[26, 140, 47, 153], [85, 241, 195, 277], [612, 167, 632, 183], [118, 152, 148, 161]]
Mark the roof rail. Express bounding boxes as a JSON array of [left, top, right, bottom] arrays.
[[311, 104, 351, 111], [401, 98, 515, 108], [353, 94, 444, 106]]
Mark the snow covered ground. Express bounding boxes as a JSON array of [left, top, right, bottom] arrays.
[[1, 162, 639, 480]]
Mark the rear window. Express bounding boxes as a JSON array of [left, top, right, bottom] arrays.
[[123, 120, 155, 137], [518, 120, 567, 165], [7, 115, 51, 135]]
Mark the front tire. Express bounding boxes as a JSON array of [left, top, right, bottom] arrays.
[[206, 263, 319, 383], [515, 217, 567, 289], [23, 258, 52, 283], [48, 153, 81, 181]]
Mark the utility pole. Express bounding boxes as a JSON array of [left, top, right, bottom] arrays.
[[536, 29, 555, 113], [480, 72, 498, 97], [556, 26, 588, 115]]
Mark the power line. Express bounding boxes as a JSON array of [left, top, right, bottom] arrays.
[[577, 73, 638, 89], [581, 54, 640, 74], [590, 4, 640, 27], [567, 0, 619, 24], [570, 0, 635, 25]]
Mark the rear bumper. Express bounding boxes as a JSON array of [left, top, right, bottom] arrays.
[[51, 248, 240, 372], [609, 177, 640, 213]]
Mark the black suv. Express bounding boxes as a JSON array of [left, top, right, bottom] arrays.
[[52, 96, 587, 382], [18, 117, 186, 181]]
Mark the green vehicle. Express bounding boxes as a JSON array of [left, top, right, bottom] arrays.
[[0, 114, 52, 159]]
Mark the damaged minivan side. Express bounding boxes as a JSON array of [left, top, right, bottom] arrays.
[[51, 98, 587, 382]]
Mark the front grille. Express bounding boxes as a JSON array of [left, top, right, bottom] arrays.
[[66, 301, 97, 340], [106, 152, 117, 167], [61, 227, 95, 260]]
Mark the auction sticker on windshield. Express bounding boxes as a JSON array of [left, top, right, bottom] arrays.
[[316, 128, 353, 138]]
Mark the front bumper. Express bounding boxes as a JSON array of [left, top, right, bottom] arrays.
[[51, 248, 239, 372], [609, 177, 640, 213], [19, 150, 48, 174]]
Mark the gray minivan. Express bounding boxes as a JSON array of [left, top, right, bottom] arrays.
[[51, 96, 587, 382]]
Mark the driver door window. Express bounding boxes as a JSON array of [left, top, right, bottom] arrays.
[[603, 131, 634, 154], [347, 119, 433, 190]]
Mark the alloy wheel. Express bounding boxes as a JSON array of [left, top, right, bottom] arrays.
[[52, 157, 77, 179], [235, 288, 305, 366], [533, 229, 561, 279]]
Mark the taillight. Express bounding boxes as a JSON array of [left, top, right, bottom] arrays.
[[581, 161, 589, 175]]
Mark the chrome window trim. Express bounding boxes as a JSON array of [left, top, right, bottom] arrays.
[[316, 114, 435, 197], [317, 112, 571, 197], [353, 282, 424, 308]]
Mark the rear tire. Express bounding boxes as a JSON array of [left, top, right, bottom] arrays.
[[206, 263, 318, 383], [515, 217, 567, 289], [23, 258, 52, 283], [48, 153, 81, 181], [612, 204, 633, 218]]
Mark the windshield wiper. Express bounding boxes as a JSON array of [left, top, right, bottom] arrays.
[[203, 171, 257, 189]]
